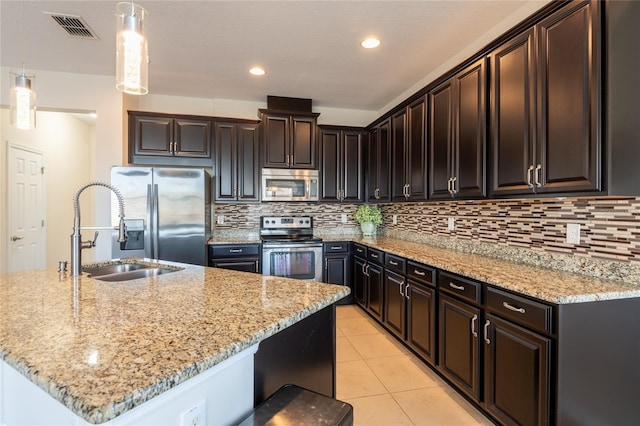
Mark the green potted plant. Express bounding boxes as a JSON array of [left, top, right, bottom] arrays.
[[353, 204, 383, 236]]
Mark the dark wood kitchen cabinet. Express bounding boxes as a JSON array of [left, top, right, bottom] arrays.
[[323, 241, 351, 305], [384, 269, 406, 339], [405, 261, 437, 365], [490, 0, 601, 196], [260, 109, 320, 169], [429, 58, 486, 200], [319, 126, 365, 202], [367, 119, 391, 203], [129, 111, 213, 166], [353, 245, 384, 321], [353, 244, 368, 307], [208, 243, 261, 273], [214, 120, 260, 202], [391, 98, 427, 201]]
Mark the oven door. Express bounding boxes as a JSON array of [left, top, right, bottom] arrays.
[[262, 243, 323, 281]]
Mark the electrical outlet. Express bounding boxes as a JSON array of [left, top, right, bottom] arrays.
[[392, 214, 398, 225], [341, 214, 348, 224], [217, 215, 224, 225], [448, 217, 455, 231], [566, 223, 581, 244], [181, 401, 206, 426]]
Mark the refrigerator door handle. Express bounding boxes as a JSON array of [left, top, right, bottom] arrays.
[[145, 184, 154, 259], [151, 184, 160, 260]]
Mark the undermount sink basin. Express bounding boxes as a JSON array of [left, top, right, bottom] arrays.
[[82, 260, 182, 282]]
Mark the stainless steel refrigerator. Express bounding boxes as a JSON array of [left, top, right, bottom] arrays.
[[110, 167, 211, 266]]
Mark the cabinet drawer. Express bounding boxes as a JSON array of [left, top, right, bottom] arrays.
[[323, 242, 349, 254], [367, 248, 384, 265], [385, 254, 406, 274], [353, 243, 367, 257], [407, 261, 435, 286], [438, 271, 482, 304], [486, 287, 554, 335], [210, 244, 261, 258]]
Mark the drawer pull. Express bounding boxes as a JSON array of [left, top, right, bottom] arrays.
[[389, 260, 398, 266], [331, 246, 343, 250], [371, 253, 378, 259], [484, 320, 491, 345], [229, 249, 243, 253], [356, 248, 364, 253], [413, 269, 426, 276], [503, 301, 526, 314], [405, 283, 410, 300], [449, 282, 465, 291], [471, 314, 478, 338]]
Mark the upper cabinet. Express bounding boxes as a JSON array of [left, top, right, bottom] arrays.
[[319, 126, 365, 203], [391, 98, 427, 201], [128, 111, 213, 167], [260, 109, 320, 169], [429, 59, 487, 200], [214, 121, 260, 202], [367, 119, 392, 203], [490, 0, 601, 196]]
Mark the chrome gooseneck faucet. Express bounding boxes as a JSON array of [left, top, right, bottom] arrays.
[[70, 181, 127, 276]]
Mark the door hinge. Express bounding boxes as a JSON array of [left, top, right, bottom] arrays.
[[41, 167, 45, 174]]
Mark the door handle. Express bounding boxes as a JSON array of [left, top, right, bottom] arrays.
[[405, 283, 410, 300], [451, 176, 457, 196], [484, 320, 491, 345], [471, 314, 478, 338], [11, 236, 24, 241], [526, 165, 534, 188], [534, 164, 542, 188]]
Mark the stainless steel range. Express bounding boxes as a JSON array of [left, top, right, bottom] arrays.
[[261, 216, 323, 281]]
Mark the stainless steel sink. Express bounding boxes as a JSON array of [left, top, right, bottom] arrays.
[[82, 260, 182, 282]]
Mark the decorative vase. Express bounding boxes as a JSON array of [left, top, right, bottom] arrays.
[[360, 221, 376, 236]]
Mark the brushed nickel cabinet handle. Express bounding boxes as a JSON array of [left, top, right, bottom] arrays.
[[526, 165, 534, 188], [471, 314, 478, 338], [389, 260, 398, 266], [503, 301, 526, 314], [449, 282, 465, 291], [414, 269, 425, 276], [535, 164, 542, 188], [484, 320, 491, 345]]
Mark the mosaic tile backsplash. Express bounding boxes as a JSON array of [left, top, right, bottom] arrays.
[[213, 196, 640, 283]]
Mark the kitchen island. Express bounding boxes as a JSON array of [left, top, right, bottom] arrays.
[[0, 260, 349, 425]]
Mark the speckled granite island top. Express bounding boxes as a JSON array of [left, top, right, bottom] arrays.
[[349, 236, 640, 304], [0, 261, 349, 424]]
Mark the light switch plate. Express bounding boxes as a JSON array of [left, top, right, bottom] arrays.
[[448, 217, 455, 231], [217, 215, 224, 225], [341, 214, 348, 224], [566, 223, 581, 244]]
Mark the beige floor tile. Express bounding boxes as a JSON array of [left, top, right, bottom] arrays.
[[344, 394, 414, 426], [348, 331, 408, 360], [336, 359, 387, 400], [337, 336, 362, 362], [337, 305, 366, 320], [392, 386, 492, 426], [366, 354, 442, 393], [337, 315, 383, 337]]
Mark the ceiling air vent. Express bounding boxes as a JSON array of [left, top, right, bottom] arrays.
[[46, 13, 99, 39]]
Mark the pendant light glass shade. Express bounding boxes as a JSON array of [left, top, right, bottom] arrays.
[[9, 70, 36, 130], [116, 2, 148, 95]]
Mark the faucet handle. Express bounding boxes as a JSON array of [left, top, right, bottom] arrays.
[[91, 231, 99, 247]]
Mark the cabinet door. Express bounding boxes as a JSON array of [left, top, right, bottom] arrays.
[[384, 270, 406, 340], [320, 129, 341, 201], [391, 109, 408, 201], [454, 58, 486, 198], [490, 29, 536, 196], [291, 116, 317, 169], [536, 0, 601, 194], [438, 294, 481, 402], [324, 255, 350, 286], [484, 314, 551, 426], [263, 114, 290, 168], [429, 81, 454, 199], [367, 127, 379, 202], [407, 280, 436, 365], [353, 256, 367, 307], [174, 118, 212, 159], [237, 124, 260, 201], [407, 98, 427, 200], [377, 120, 392, 201], [131, 114, 173, 157], [367, 263, 384, 321], [342, 131, 364, 202], [214, 122, 237, 201]]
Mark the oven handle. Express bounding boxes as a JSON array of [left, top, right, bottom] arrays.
[[262, 244, 323, 250]]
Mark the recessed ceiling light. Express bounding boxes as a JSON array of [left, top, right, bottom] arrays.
[[361, 38, 381, 49], [249, 67, 266, 76]]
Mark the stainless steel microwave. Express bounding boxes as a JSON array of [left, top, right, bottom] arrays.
[[261, 168, 319, 201]]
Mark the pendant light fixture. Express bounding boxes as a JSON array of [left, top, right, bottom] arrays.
[[115, 1, 148, 95], [10, 1, 36, 129]]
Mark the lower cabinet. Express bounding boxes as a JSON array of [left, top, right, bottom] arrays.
[[383, 270, 406, 338], [323, 242, 351, 305], [352, 244, 383, 321], [208, 243, 261, 273], [366, 262, 384, 322]]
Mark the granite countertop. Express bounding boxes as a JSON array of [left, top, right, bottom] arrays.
[[0, 261, 349, 424], [348, 236, 640, 304]]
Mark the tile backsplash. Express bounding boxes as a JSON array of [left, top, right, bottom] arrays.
[[213, 196, 640, 283]]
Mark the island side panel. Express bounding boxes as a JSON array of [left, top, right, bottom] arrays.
[[556, 298, 640, 425], [254, 304, 336, 405]]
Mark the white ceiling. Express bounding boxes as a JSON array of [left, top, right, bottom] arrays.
[[1, 1, 547, 113]]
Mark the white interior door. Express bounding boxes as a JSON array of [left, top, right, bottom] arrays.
[[7, 144, 45, 272]]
